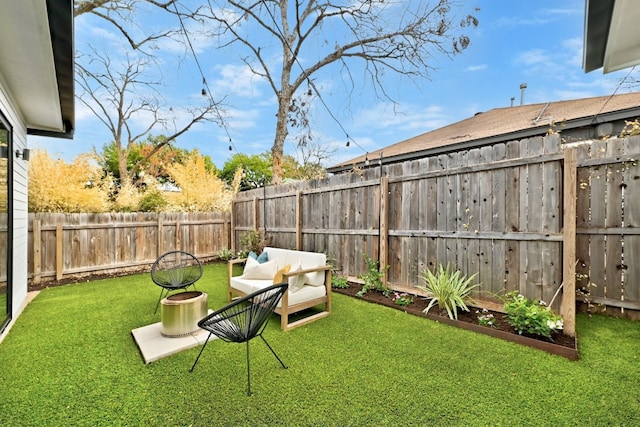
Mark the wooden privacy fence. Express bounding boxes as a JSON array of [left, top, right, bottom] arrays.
[[231, 134, 640, 332], [29, 212, 230, 284]]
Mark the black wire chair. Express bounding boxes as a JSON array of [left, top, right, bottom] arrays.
[[151, 250, 203, 313], [190, 283, 289, 396]]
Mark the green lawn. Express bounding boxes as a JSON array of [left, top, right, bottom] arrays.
[[1, 262, 639, 426]]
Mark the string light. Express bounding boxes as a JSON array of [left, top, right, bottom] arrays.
[[173, 2, 238, 159], [364, 153, 369, 167], [261, 6, 367, 155]]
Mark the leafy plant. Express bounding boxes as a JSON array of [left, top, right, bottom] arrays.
[[476, 308, 497, 328], [137, 189, 167, 212], [502, 291, 563, 339], [238, 229, 268, 258], [357, 255, 391, 297], [417, 263, 479, 320], [392, 292, 413, 307], [331, 274, 349, 289], [217, 248, 234, 262]]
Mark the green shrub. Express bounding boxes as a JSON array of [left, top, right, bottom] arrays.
[[418, 263, 479, 320], [357, 255, 390, 297], [502, 291, 563, 338], [137, 190, 167, 212], [331, 274, 349, 289], [238, 229, 267, 258], [217, 248, 234, 262]]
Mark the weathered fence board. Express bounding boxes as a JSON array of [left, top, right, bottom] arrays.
[[230, 135, 640, 322], [28, 212, 230, 284]]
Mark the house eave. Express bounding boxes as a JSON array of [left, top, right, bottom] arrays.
[[0, 0, 74, 139], [583, 0, 640, 74]]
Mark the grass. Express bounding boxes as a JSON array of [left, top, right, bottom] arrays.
[[1, 262, 640, 426]]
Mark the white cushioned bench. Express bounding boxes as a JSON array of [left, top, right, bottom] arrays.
[[227, 247, 332, 331]]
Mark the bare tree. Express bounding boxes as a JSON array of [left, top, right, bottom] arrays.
[[74, 1, 191, 51], [200, 0, 478, 183], [76, 51, 221, 186]]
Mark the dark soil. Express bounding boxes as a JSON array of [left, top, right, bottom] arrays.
[[332, 283, 576, 350]]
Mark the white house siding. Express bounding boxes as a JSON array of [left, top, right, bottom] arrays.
[[0, 78, 29, 337]]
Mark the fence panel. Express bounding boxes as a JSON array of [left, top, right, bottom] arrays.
[[228, 134, 640, 318], [29, 211, 230, 284], [573, 136, 640, 317]]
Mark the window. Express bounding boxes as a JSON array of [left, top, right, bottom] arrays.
[[0, 110, 12, 333]]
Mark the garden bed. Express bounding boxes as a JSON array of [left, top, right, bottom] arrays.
[[333, 284, 578, 360]]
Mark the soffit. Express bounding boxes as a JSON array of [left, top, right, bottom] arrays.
[[0, 1, 64, 133]]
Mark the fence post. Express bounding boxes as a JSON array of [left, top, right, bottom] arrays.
[[176, 217, 182, 251], [562, 147, 577, 337], [230, 202, 236, 254], [253, 196, 260, 232], [56, 223, 63, 281], [32, 219, 41, 284], [157, 214, 164, 257], [296, 190, 302, 250], [379, 176, 389, 283]]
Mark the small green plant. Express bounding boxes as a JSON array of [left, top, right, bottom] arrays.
[[238, 229, 267, 258], [331, 274, 349, 289], [217, 247, 234, 262], [392, 292, 413, 307], [417, 263, 479, 320], [137, 189, 167, 212], [357, 255, 391, 297], [502, 291, 563, 339], [476, 308, 497, 328]]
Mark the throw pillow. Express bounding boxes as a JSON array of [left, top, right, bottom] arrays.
[[243, 256, 259, 275], [242, 259, 278, 279], [287, 262, 306, 292], [248, 251, 269, 263], [257, 251, 269, 263], [273, 264, 291, 284]]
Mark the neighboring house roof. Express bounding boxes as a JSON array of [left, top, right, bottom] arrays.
[[328, 92, 640, 173], [0, 0, 74, 138], [583, 0, 640, 73]]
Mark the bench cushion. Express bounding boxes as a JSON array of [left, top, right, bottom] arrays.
[[242, 258, 278, 279], [230, 277, 326, 307], [264, 247, 326, 286]]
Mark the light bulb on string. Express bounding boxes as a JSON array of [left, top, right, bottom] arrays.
[[364, 153, 369, 167]]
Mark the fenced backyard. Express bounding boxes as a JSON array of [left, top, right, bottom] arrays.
[[26, 211, 230, 284], [231, 134, 640, 323], [17, 134, 640, 327]]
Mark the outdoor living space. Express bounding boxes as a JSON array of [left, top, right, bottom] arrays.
[[1, 262, 639, 425]]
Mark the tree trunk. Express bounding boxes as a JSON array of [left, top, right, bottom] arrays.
[[117, 146, 131, 186], [272, 87, 291, 185]]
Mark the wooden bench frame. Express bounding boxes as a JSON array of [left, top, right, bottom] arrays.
[[228, 258, 332, 331]]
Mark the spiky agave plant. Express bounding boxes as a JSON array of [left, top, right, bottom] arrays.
[[418, 263, 479, 320]]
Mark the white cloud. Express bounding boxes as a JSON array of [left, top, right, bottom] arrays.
[[213, 63, 264, 98], [352, 102, 449, 133], [466, 64, 487, 72]]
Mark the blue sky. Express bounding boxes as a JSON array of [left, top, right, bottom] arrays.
[[30, 0, 637, 169]]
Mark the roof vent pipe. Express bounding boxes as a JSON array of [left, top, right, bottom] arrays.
[[510, 97, 515, 107], [520, 83, 527, 105]]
